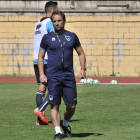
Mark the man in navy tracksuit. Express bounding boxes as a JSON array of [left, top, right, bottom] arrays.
[[35, 10, 86, 139]]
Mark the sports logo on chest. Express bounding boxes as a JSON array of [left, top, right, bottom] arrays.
[[65, 36, 71, 41], [52, 37, 56, 41], [35, 23, 42, 35], [36, 23, 42, 30]]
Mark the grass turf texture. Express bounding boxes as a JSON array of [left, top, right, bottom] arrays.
[[0, 83, 140, 140]]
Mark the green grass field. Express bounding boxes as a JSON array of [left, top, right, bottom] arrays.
[[0, 83, 140, 140]]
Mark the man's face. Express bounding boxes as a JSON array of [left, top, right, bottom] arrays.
[[52, 14, 65, 31]]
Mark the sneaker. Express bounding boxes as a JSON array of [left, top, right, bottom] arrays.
[[60, 121, 72, 137], [36, 120, 52, 126], [34, 108, 49, 124], [53, 133, 63, 139]]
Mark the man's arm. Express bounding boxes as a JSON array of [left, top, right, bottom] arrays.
[[46, 20, 54, 33], [38, 49, 47, 83], [75, 46, 86, 79]]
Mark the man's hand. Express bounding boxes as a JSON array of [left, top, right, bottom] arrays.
[[40, 74, 47, 83], [79, 69, 86, 79]]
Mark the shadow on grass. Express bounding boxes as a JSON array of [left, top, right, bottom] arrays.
[[59, 120, 103, 138], [69, 119, 84, 122], [72, 133, 103, 137], [48, 119, 83, 124], [60, 119, 84, 123]]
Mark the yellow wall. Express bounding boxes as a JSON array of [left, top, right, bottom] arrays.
[[0, 15, 140, 77]]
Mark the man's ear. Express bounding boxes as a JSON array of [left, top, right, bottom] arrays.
[[51, 9, 54, 13]]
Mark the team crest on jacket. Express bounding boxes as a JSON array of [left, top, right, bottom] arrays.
[[65, 36, 71, 41]]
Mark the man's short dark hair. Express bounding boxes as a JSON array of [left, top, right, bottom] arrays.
[[45, 1, 58, 13], [51, 10, 66, 23]]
